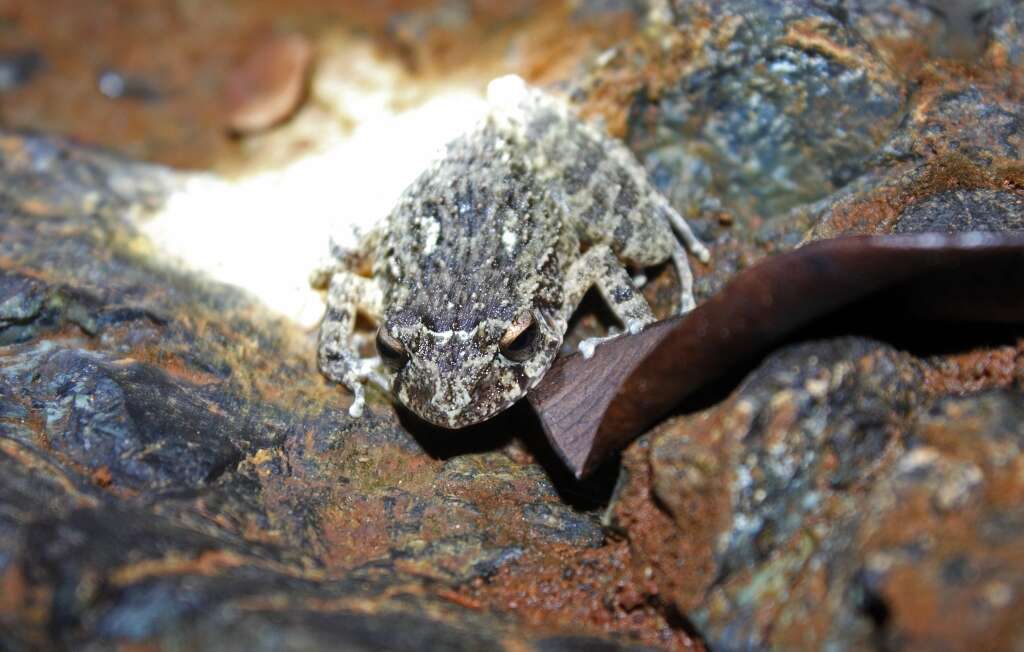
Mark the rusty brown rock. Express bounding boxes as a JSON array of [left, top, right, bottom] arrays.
[[2, 1, 1024, 650], [0, 129, 684, 650], [613, 335, 1024, 650]]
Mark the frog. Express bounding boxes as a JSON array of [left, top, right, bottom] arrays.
[[311, 75, 709, 428]]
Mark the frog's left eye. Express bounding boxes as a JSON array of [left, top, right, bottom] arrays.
[[499, 311, 538, 362], [376, 328, 408, 370]]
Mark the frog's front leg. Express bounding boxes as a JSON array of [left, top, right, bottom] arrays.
[[559, 244, 657, 359], [318, 271, 387, 417]]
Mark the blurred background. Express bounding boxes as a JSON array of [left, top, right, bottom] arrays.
[[0, 0, 646, 326], [0, 0, 1005, 326]]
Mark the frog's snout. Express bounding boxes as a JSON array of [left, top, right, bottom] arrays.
[[429, 378, 474, 414]]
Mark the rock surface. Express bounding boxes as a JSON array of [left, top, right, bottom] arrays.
[[2, 1, 1024, 650], [612, 342, 1024, 650], [0, 133, 670, 649]]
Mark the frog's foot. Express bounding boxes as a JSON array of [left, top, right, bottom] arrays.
[[310, 236, 358, 290], [671, 247, 697, 314], [346, 379, 368, 418], [578, 319, 645, 359], [665, 208, 711, 264], [309, 258, 340, 290], [324, 354, 390, 418], [315, 267, 388, 417], [311, 230, 384, 290], [344, 362, 391, 419]]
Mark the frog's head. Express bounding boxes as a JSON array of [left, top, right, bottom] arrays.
[[379, 309, 562, 429]]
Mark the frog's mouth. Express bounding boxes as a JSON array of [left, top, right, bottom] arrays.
[[392, 364, 530, 430]]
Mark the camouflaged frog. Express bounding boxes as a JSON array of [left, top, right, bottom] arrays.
[[312, 76, 709, 428]]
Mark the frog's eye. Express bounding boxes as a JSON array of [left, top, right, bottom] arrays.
[[376, 328, 408, 370], [499, 311, 538, 362]]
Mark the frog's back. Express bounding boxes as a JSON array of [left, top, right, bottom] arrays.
[[379, 120, 565, 331]]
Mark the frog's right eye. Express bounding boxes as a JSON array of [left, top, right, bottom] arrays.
[[499, 311, 538, 363], [376, 329, 408, 370]]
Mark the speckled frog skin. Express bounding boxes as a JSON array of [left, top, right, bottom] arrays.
[[312, 77, 709, 428]]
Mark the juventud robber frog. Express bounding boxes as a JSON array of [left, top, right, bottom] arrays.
[[311, 76, 709, 428]]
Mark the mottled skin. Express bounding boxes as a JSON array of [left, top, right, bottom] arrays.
[[313, 77, 709, 428]]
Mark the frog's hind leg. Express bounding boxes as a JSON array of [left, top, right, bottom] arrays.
[[549, 110, 709, 316], [318, 271, 387, 417], [559, 244, 657, 359]]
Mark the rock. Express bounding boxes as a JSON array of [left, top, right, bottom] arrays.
[[990, 1, 1024, 67], [831, 0, 943, 73], [225, 34, 314, 134], [98, 69, 163, 102], [567, 0, 914, 301], [624, 0, 906, 221], [893, 189, 1024, 233], [0, 130, 674, 649], [613, 338, 1024, 649], [806, 74, 1024, 239], [0, 50, 44, 91], [0, 272, 47, 332], [594, 5, 1024, 640], [3, 0, 1024, 649]]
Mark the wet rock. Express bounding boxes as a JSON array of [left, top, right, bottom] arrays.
[[613, 336, 1024, 650], [990, 0, 1024, 66], [1, 343, 260, 491], [0, 272, 47, 331], [825, 1, 1008, 70], [846, 392, 1024, 651], [893, 188, 1024, 233], [565, 0, 923, 304], [806, 73, 1024, 239], [3, 0, 1024, 648], [0, 130, 670, 650], [885, 81, 1023, 166], [623, 0, 906, 221], [612, 338, 924, 605], [568, 1, 1023, 304], [829, 0, 942, 72]]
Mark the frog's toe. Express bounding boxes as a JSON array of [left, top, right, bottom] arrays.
[[344, 376, 368, 418], [693, 241, 711, 264], [579, 339, 597, 359], [347, 394, 366, 418], [309, 268, 332, 290], [578, 327, 627, 359], [679, 292, 696, 314]]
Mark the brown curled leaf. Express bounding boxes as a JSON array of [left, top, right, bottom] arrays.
[[528, 232, 1024, 478]]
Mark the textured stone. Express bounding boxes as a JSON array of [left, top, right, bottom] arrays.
[[625, 0, 907, 220], [0, 131, 669, 650], [991, 1, 1024, 66], [614, 339, 1024, 650], [3, 1, 1024, 649], [805, 73, 1024, 239], [892, 189, 1024, 233]]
